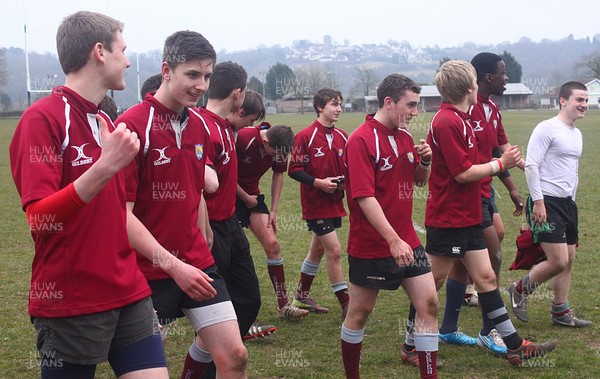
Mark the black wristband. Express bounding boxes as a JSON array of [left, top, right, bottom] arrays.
[[498, 168, 511, 180]]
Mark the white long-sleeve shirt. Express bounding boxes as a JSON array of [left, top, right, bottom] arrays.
[[524, 116, 582, 201]]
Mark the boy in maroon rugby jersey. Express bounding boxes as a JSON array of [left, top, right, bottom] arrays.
[[199, 62, 264, 345], [120, 32, 247, 378], [288, 87, 350, 318], [438, 52, 527, 356], [423, 60, 556, 366], [232, 94, 307, 321], [236, 120, 307, 319], [10, 11, 168, 378], [341, 74, 439, 379]]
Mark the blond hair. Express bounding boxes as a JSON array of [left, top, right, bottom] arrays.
[[435, 60, 476, 104]]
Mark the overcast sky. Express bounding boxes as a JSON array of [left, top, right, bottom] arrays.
[[3, 0, 599, 54]]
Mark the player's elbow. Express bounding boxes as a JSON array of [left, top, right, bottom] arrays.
[[524, 162, 538, 174], [204, 181, 219, 194], [204, 168, 219, 194], [454, 173, 469, 184]]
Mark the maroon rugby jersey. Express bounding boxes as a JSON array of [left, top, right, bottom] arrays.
[[199, 107, 239, 221], [236, 125, 287, 196], [119, 94, 215, 280], [425, 103, 482, 228], [470, 93, 508, 198], [10, 86, 150, 317], [288, 120, 347, 220], [345, 115, 421, 259]]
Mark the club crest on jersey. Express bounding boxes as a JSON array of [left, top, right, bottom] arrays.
[[380, 156, 393, 171], [493, 119, 498, 130], [71, 143, 93, 167], [338, 148, 344, 157], [153, 146, 171, 166], [314, 147, 325, 157], [407, 152, 414, 164], [195, 144, 203, 160]]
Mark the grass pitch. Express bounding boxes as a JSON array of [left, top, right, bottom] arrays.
[[1, 110, 599, 378]]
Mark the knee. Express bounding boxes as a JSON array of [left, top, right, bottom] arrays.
[[345, 307, 372, 329], [326, 245, 342, 261], [434, 276, 446, 291], [413, 295, 439, 332], [496, 229, 505, 243], [230, 345, 248, 371], [477, 270, 497, 291], [553, 258, 569, 273], [265, 239, 280, 258], [213, 344, 248, 372], [415, 293, 439, 316], [422, 293, 439, 317]]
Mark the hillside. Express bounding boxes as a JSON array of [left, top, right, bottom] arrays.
[[1, 34, 599, 110]]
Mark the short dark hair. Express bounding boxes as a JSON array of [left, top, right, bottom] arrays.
[[377, 74, 421, 108], [559, 81, 587, 101], [266, 124, 295, 155], [140, 73, 162, 98], [100, 95, 118, 121], [163, 31, 216, 70], [57, 11, 124, 74], [241, 90, 265, 121], [208, 62, 247, 100], [471, 52, 503, 82], [313, 88, 343, 115]]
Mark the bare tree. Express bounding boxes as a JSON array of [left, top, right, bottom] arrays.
[[323, 65, 340, 89], [578, 51, 600, 79], [294, 64, 336, 97], [352, 66, 379, 97]]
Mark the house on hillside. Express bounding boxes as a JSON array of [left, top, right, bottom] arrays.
[[419, 83, 534, 112]]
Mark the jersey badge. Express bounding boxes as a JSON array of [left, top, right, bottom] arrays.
[[71, 143, 93, 167], [195, 144, 203, 160], [380, 156, 393, 171], [153, 146, 172, 166]]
